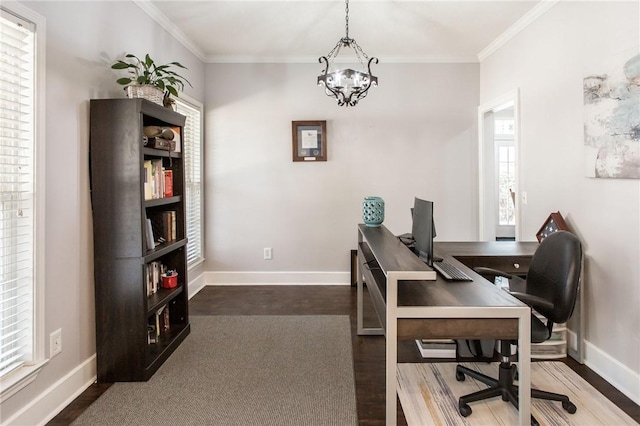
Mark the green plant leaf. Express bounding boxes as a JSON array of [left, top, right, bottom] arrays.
[[112, 53, 191, 92], [166, 86, 179, 97], [111, 62, 131, 70]]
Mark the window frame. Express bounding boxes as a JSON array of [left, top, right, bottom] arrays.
[[173, 94, 204, 270], [0, 0, 47, 403], [495, 143, 516, 227]]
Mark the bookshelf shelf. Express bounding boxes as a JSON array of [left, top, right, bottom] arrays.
[[143, 147, 183, 158], [144, 196, 182, 208], [147, 286, 184, 315], [90, 98, 190, 382], [144, 239, 187, 262]]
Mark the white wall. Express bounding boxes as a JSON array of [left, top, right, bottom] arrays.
[[480, 1, 640, 402], [1, 2, 204, 424], [204, 62, 480, 283]]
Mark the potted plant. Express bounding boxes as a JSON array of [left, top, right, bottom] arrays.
[[111, 53, 192, 108]]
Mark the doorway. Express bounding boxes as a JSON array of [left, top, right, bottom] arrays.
[[478, 90, 521, 241]]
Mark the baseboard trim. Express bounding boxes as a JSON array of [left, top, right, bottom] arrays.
[[5, 355, 96, 426], [188, 270, 206, 299], [584, 340, 640, 405], [205, 271, 350, 286]]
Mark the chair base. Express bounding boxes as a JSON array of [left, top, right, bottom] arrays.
[[455, 362, 577, 426]]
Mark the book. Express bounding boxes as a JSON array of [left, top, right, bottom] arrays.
[[163, 170, 173, 197], [145, 218, 155, 250], [170, 211, 176, 241], [149, 211, 175, 245], [162, 306, 170, 332], [153, 159, 163, 199], [147, 325, 157, 344], [143, 160, 153, 200]]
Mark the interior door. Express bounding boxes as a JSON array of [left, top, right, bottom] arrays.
[[494, 108, 516, 240], [478, 90, 520, 241]]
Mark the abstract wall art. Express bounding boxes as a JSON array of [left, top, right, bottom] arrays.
[[584, 50, 640, 179]]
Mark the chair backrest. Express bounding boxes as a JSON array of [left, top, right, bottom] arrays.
[[525, 231, 582, 324]]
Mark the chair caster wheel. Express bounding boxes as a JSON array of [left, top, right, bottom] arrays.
[[455, 371, 465, 381], [459, 403, 472, 417], [562, 401, 577, 414]]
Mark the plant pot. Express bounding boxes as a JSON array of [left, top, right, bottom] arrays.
[[125, 84, 164, 106]]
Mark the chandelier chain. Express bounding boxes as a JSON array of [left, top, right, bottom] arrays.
[[354, 41, 369, 61], [345, 0, 349, 40]]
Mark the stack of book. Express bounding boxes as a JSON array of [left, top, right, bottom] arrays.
[[415, 339, 457, 358], [147, 304, 170, 344], [143, 159, 173, 200], [145, 261, 168, 296], [145, 211, 177, 249]]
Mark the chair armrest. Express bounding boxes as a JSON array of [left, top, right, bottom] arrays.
[[509, 291, 554, 311], [473, 267, 514, 280]]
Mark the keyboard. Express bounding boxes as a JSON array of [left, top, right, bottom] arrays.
[[432, 260, 473, 281]]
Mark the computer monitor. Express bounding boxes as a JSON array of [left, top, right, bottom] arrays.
[[411, 197, 437, 266]]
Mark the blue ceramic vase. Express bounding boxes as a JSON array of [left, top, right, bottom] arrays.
[[363, 196, 385, 227]]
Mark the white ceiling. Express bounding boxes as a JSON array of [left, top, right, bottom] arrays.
[[138, 0, 551, 63]]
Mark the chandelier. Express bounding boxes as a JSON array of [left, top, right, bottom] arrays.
[[317, 0, 378, 107]]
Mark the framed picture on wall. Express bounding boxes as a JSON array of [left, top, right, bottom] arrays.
[[292, 121, 327, 162]]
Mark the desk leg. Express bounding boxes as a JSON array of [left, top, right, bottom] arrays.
[[356, 274, 384, 336], [356, 249, 384, 336], [518, 311, 531, 425], [386, 274, 398, 426]]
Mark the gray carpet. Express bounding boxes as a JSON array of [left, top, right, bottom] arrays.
[[73, 315, 358, 425]]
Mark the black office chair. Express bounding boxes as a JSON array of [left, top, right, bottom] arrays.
[[455, 230, 582, 426]]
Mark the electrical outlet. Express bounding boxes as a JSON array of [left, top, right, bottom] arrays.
[[263, 247, 273, 260], [50, 328, 62, 357]]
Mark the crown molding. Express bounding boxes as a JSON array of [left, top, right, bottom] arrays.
[[133, 0, 207, 62], [204, 54, 479, 64], [477, 0, 560, 62], [134, 0, 554, 66]]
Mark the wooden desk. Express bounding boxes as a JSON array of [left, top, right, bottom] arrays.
[[436, 240, 584, 363], [356, 225, 532, 426]]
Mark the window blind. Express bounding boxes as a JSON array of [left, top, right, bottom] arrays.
[[175, 99, 203, 267], [0, 9, 36, 378]]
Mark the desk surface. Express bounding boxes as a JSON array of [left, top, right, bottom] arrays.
[[357, 226, 529, 310], [435, 241, 539, 257]]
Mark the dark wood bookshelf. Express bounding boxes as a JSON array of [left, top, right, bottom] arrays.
[[89, 98, 190, 382]]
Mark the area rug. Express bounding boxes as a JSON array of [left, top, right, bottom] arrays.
[[73, 315, 358, 426], [397, 362, 637, 425]]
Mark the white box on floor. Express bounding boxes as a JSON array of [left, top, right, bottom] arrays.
[[416, 339, 456, 358]]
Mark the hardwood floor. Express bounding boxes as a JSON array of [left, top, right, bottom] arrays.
[[48, 285, 640, 425]]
